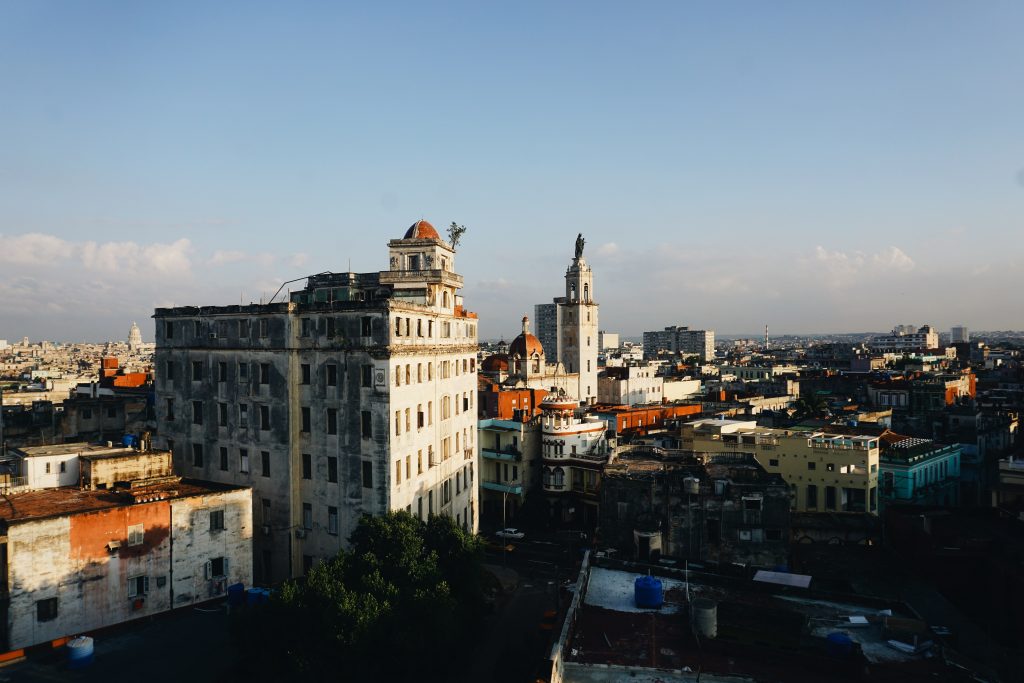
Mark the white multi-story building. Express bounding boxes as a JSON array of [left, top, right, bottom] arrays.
[[597, 364, 664, 406], [643, 326, 715, 362], [870, 325, 939, 352], [154, 220, 479, 582], [540, 393, 611, 526], [598, 331, 619, 351]]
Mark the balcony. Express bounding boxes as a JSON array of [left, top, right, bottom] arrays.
[[379, 269, 464, 288], [481, 446, 522, 462], [482, 481, 523, 495], [0, 476, 28, 495]]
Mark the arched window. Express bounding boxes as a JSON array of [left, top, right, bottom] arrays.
[[553, 467, 565, 487], [442, 291, 450, 308], [570, 284, 576, 301], [583, 284, 589, 301], [543, 468, 552, 486]]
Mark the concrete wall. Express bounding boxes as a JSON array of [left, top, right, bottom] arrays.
[[3, 488, 251, 651]]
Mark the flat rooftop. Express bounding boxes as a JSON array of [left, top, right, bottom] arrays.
[[564, 564, 954, 682], [12, 442, 144, 458], [0, 479, 248, 524]]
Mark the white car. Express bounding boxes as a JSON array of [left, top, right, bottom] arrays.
[[495, 528, 525, 540]]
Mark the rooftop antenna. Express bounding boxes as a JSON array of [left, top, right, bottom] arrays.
[[765, 324, 769, 351]]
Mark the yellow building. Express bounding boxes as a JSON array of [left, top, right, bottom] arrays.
[[680, 419, 880, 514]]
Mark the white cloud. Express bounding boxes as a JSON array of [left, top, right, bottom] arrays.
[[871, 246, 915, 272], [81, 238, 193, 276], [208, 250, 248, 266], [288, 252, 310, 268], [597, 242, 620, 257], [0, 233, 75, 265]]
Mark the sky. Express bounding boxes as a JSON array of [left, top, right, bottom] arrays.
[[1, 1, 1023, 342]]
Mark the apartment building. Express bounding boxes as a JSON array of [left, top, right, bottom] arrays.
[[643, 326, 715, 362], [681, 419, 880, 514], [154, 220, 479, 582]]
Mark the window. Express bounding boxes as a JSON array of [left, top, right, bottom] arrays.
[[361, 365, 373, 387], [107, 406, 117, 419], [128, 523, 144, 546], [302, 453, 312, 480], [807, 461, 816, 471], [164, 321, 174, 339], [192, 443, 204, 467], [261, 497, 271, 523], [362, 461, 373, 488], [260, 363, 270, 385], [327, 408, 338, 435], [217, 446, 228, 471], [192, 361, 203, 381], [806, 485, 818, 508], [395, 411, 401, 436], [328, 506, 338, 535], [261, 451, 271, 477], [239, 404, 249, 428], [396, 460, 402, 484], [210, 509, 225, 531], [218, 362, 227, 382], [301, 364, 311, 385], [417, 405, 424, 429], [361, 316, 372, 336], [238, 319, 250, 337], [766, 528, 783, 542], [165, 360, 175, 381], [417, 450, 423, 474], [45, 462, 51, 474], [361, 411, 372, 438], [218, 402, 228, 427], [395, 365, 401, 386], [240, 449, 250, 474], [768, 458, 779, 467], [303, 503, 313, 530], [428, 401, 433, 425], [327, 364, 338, 387], [238, 362, 249, 381], [127, 575, 149, 599], [194, 320, 202, 337], [260, 405, 270, 431], [36, 597, 59, 622], [192, 400, 203, 425], [327, 456, 338, 483], [259, 319, 268, 338], [60, 461, 66, 473], [206, 557, 227, 579], [405, 365, 411, 384], [825, 486, 837, 510], [406, 455, 411, 480], [826, 463, 835, 472], [301, 406, 311, 433], [405, 408, 411, 432]]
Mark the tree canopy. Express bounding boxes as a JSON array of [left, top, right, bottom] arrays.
[[233, 512, 486, 682]]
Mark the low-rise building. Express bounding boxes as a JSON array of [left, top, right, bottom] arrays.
[[878, 434, 961, 511], [540, 394, 612, 528], [0, 446, 252, 658], [597, 364, 663, 406], [478, 416, 541, 526]]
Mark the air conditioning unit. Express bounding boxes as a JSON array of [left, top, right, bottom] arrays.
[[261, 524, 271, 536], [294, 529, 307, 539]]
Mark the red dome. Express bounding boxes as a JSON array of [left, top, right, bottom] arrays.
[[481, 354, 510, 373], [509, 316, 544, 358], [404, 219, 440, 240]]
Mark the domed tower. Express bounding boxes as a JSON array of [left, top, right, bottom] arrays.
[[508, 316, 545, 381], [379, 220, 462, 315], [128, 321, 143, 351]]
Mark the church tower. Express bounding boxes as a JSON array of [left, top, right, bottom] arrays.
[[558, 235, 599, 404]]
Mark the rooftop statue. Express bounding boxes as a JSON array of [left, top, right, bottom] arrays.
[[575, 233, 585, 259]]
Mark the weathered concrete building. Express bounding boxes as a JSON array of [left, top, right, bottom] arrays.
[[599, 451, 790, 567], [540, 393, 611, 527], [0, 449, 251, 657], [154, 220, 479, 581]]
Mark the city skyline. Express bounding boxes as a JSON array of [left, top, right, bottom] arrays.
[[2, 2, 1023, 340]]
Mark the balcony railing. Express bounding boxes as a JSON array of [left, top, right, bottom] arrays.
[[482, 480, 524, 495], [0, 476, 27, 494], [481, 446, 522, 462]]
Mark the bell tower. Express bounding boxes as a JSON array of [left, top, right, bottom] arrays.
[[559, 237, 599, 404]]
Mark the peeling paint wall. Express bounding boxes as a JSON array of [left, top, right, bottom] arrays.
[[3, 488, 252, 651]]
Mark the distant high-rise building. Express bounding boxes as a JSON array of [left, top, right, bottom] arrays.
[[598, 331, 619, 351], [128, 321, 144, 350], [534, 303, 559, 359], [643, 326, 715, 362], [950, 325, 969, 343]]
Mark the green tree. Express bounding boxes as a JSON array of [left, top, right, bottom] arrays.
[[447, 221, 467, 248], [793, 393, 830, 419], [232, 512, 486, 682]]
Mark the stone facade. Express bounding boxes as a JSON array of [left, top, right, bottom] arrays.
[[154, 221, 479, 582]]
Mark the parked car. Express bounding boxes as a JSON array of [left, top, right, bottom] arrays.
[[495, 528, 525, 540]]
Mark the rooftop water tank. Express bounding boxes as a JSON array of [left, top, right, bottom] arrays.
[[67, 636, 94, 669], [826, 632, 855, 658], [692, 598, 717, 639], [634, 575, 664, 609]]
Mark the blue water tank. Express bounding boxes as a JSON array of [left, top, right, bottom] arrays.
[[227, 582, 245, 607], [67, 636, 94, 669], [825, 632, 854, 657], [121, 434, 138, 448], [634, 575, 664, 609], [246, 588, 264, 606]]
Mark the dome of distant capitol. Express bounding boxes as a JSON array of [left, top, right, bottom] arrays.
[[404, 219, 440, 240]]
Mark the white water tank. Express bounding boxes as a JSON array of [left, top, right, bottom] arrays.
[[692, 598, 718, 639]]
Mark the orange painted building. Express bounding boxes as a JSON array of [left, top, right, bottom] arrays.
[[592, 403, 703, 436]]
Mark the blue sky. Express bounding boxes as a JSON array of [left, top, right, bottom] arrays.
[[2, 1, 1023, 341]]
